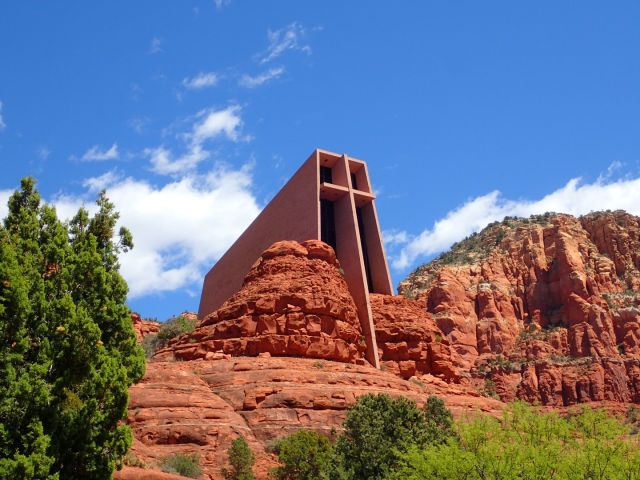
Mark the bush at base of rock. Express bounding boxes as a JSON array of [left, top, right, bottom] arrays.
[[159, 452, 202, 478], [393, 402, 640, 480], [330, 394, 436, 480], [222, 437, 256, 480], [269, 430, 333, 480]]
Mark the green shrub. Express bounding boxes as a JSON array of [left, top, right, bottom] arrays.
[[331, 393, 431, 480], [222, 436, 255, 480], [160, 452, 202, 478], [143, 315, 197, 356], [124, 451, 147, 468], [157, 315, 197, 343], [393, 402, 640, 480], [270, 430, 333, 480], [423, 396, 456, 445], [142, 332, 160, 358]]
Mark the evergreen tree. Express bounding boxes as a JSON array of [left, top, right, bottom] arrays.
[[0, 178, 145, 479], [270, 430, 333, 480], [423, 396, 456, 445], [331, 394, 429, 480], [222, 437, 255, 480]]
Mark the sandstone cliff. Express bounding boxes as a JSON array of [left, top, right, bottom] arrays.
[[120, 214, 640, 478], [117, 357, 503, 480], [399, 210, 640, 406]]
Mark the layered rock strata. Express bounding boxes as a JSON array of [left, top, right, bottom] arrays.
[[156, 240, 366, 364], [118, 357, 503, 480], [370, 293, 458, 381], [399, 211, 640, 406]]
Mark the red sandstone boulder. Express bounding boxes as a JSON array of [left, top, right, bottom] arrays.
[[131, 313, 161, 342], [156, 241, 365, 364]]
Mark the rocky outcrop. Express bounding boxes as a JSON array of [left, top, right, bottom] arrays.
[[399, 211, 640, 406], [131, 313, 160, 341], [370, 293, 458, 381], [156, 240, 366, 364], [119, 357, 504, 480], [119, 213, 640, 479]]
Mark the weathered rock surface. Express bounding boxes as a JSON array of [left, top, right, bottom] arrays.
[[119, 213, 640, 478], [399, 211, 640, 406], [131, 313, 161, 341], [119, 357, 503, 480], [370, 293, 459, 381], [156, 240, 365, 364]]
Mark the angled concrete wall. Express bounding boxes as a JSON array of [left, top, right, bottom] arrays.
[[198, 152, 319, 318]]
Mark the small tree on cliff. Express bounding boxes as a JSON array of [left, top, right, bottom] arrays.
[[0, 178, 145, 479], [222, 436, 255, 480]]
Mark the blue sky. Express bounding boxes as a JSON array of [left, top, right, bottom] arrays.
[[2, 2, 640, 319]]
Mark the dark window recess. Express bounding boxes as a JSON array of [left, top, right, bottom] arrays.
[[350, 172, 358, 190], [320, 199, 337, 253], [356, 207, 373, 292], [320, 166, 333, 184]]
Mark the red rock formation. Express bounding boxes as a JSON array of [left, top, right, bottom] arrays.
[[370, 293, 458, 381], [156, 240, 365, 364], [399, 211, 640, 406], [131, 313, 161, 341], [118, 357, 503, 480]]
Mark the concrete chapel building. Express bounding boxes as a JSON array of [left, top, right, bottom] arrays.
[[198, 148, 393, 367]]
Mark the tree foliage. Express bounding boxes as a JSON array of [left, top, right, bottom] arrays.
[[222, 436, 255, 480], [142, 314, 197, 357], [423, 395, 456, 445], [0, 178, 145, 479], [331, 394, 430, 480], [269, 430, 333, 480], [160, 453, 202, 479], [393, 402, 640, 480]]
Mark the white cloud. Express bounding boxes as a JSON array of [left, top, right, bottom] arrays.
[[260, 22, 311, 64], [183, 72, 219, 90], [128, 117, 150, 134], [0, 189, 12, 220], [82, 170, 122, 193], [383, 229, 409, 246], [145, 145, 210, 176], [145, 105, 245, 176], [37, 146, 50, 160], [0, 101, 5, 130], [239, 67, 284, 88], [191, 105, 244, 144], [149, 37, 163, 54], [393, 174, 640, 270], [49, 165, 261, 298], [81, 143, 119, 161], [214, 0, 230, 9]]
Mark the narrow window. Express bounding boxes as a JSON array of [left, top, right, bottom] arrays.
[[350, 172, 358, 190], [356, 207, 373, 291], [320, 199, 337, 253], [320, 166, 333, 184]]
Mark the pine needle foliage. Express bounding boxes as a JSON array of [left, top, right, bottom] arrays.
[[222, 436, 255, 480], [0, 178, 145, 479]]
